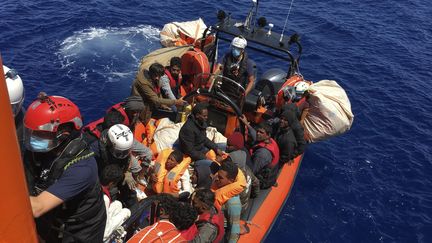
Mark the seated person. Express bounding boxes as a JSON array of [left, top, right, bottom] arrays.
[[160, 57, 183, 99], [179, 103, 224, 165], [127, 194, 196, 243], [248, 123, 280, 189], [191, 162, 219, 190], [82, 96, 144, 143], [226, 133, 260, 214], [191, 188, 225, 243], [212, 160, 244, 243], [176, 202, 199, 241], [131, 62, 186, 123], [214, 36, 256, 96], [100, 164, 131, 242], [151, 149, 192, 197]]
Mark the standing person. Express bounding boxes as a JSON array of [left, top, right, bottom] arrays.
[[90, 124, 138, 207], [280, 103, 307, 156], [214, 36, 256, 96], [24, 93, 106, 243], [160, 57, 183, 99], [178, 103, 225, 165], [4, 65, 25, 144], [275, 111, 298, 164], [131, 62, 186, 123]]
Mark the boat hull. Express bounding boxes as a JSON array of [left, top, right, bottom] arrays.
[[239, 154, 303, 242]]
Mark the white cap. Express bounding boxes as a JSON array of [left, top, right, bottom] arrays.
[[231, 36, 247, 49], [108, 124, 134, 151], [294, 81, 310, 95], [3, 65, 24, 116]]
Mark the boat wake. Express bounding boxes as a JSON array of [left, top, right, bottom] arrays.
[[57, 25, 161, 83]]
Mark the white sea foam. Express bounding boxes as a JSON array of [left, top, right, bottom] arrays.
[[56, 25, 160, 83]]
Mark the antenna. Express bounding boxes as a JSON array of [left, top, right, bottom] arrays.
[[280, 0, 295, 43], [244, 0, 258, 30]]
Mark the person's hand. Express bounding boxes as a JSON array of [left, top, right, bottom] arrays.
[[123, 172, 137, 190], [216, 148, 225, 156], [160, 104, 171, 110], [239, 115, 250, 126], [150, 174, 158, 184], [175, 97, 188, 106]]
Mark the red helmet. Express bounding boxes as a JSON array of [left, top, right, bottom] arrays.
[[24, 92, 83, 152]]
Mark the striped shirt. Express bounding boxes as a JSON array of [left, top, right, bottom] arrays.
[[223, 196, 242, 243]]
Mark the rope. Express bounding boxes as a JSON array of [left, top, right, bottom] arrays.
[[63, 151, 95, 171], [280, 0, 296, 42]]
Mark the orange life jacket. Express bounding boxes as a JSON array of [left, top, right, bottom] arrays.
[[127, 220, 187, 243], [153, 148, 192, 194], [82, 102, 129, 138], [250, 138, 280, 168], [212, 168, 247, 209], [134, 119, 157, 145]]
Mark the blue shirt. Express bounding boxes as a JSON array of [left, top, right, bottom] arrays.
[[47, 156, 98, 201], [224, 196, 242, 243]]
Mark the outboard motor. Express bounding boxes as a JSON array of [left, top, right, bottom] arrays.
[[245, 68, 287, 111]]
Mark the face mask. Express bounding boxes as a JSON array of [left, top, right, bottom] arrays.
[[232, 48, 241, 58], [30, 136, 51, 152]]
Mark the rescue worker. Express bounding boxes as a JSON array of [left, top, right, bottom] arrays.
[[90, 124, 137, 207], [82, 96, 144, 143], [191, 188, 225, 243], [131, 62, 187, 123], [160, 57, 183, 99], [4, 65, 25, 144], [91, 124, 134, 173], [24, 92, 106, 242], [214, 36, 256, 96]]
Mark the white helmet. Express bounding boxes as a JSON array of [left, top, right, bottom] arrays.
[[294, 81, 310, 96], [231, 36, 247, 49], [3, 65, 24, 116], [108, 124, 133, 159]]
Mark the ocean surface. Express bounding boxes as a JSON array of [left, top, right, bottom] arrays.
[[1, 0, 431, 242]]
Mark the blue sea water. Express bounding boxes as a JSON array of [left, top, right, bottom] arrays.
[[1, 0, 431, 242]]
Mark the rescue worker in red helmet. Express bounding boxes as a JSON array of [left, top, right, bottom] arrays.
[[24, 92, 106, 243]]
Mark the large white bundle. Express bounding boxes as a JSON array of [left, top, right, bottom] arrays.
[[303, 80, 354, 142], [160, 18, 207, 47], [152, 118, 227, 153]]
